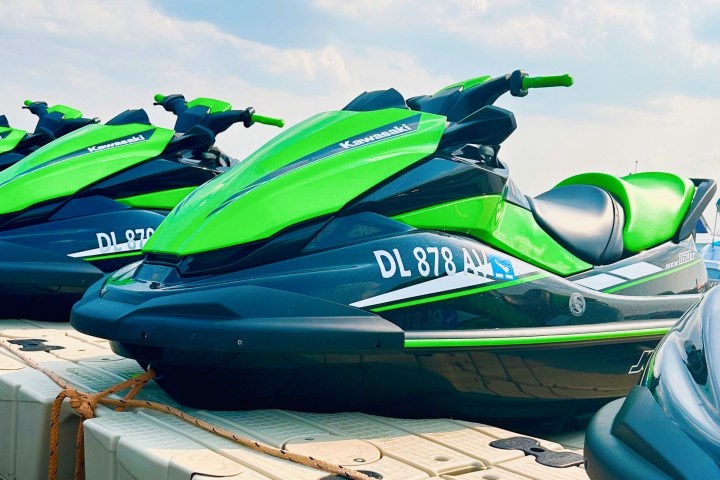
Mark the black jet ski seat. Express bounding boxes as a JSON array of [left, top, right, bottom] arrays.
[[530, 172, 695, 265], [528, 185, 625, 265]]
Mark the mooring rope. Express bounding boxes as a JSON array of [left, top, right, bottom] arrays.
[[0, 337, 373, 480]]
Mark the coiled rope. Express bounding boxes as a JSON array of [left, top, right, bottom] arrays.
[[0, 337, 373, 480]]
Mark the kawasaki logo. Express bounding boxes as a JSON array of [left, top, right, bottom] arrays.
[[87, 134, 146, 153], [339, 124, 414, 149]]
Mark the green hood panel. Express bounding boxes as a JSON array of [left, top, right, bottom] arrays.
[[0, 123, 174, 215], [145, 108, 446, 255], [394, 195, 591, 276], [0, 127, 27, 154]]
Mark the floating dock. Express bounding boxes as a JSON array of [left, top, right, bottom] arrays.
[[0, 320, 589, 480]]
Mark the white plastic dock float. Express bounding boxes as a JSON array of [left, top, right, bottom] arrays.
[[0, 320, 589, 480]]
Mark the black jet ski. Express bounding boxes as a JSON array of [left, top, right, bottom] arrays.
[[0, 100, 98, 171], [72, 70, 714, 420], [695, 200, 720, 287], [0, 93, 282, 320], [584, 285, 720, 479]]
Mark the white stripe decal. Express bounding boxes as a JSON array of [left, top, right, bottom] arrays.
[[511, 260, 539, 277], [574, 273, 625, 290], [609, 262, 663, 280], [68, 241, 142, 258], [351, 272, 493, 308]]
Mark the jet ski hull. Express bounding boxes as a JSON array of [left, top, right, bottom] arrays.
[[0, 206, 163, 320], [72, 275, 692, 419], [111, 333, 665, 419], [585, 286, 720, 478]]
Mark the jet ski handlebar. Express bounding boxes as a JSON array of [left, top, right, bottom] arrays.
[[20, 100, 98, 140], [507, 70, 574, 98], [250, 113, 284, 128], [22, 100, 89, 122], [521, 74, 573, 90], [154, 93, 284, 132], [201, 107, 284, 135]]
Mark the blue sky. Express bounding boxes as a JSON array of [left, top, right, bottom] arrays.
[[1, 0, 719, 214]]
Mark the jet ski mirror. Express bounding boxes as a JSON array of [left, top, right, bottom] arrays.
[[438, 105, 516, 152], [163, 125, 216, 156]]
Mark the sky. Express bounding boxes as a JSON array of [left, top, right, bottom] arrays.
[[1, 0, 719, 217]]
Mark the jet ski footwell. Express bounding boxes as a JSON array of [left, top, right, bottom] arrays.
[[72, 283, 677, 419], [0, 320, 589, 480]]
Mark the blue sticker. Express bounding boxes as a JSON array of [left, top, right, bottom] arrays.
[[488, 254, 515, 280]]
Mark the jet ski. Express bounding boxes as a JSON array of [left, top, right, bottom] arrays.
[[0, 100, 98, 171], [72, 70, 714, 420], [584, 286, 720, 479], [0, 93, 283, 320]]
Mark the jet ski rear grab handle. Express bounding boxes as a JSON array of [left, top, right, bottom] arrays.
[[0, 337, 376, 480]]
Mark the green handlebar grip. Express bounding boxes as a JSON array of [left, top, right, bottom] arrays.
[[23, 100, 33, 107], [153, 93, 166, 103], [252, 114, 284, 128], [522, 74, 574, 89]]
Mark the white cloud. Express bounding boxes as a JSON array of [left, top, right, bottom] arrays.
[[311, 0, 397, 17], [311, 0, 720, 63], [501, 94, 720, 217], [1, 0, 718, 217], [0, 0, 445, 157]]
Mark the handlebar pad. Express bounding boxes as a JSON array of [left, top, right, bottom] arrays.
[[252, 114, 284, 128], [521, 74, 573, 89]]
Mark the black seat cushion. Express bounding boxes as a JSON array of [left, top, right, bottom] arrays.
[[529, 185, 624, 265]]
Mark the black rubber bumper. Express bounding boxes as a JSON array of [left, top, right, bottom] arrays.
[[71, 283, 406, 355], [584, 385, 720, 479]]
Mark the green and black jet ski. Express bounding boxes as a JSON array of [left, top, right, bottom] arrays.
[[0, 94, 282, 320], [584, 286, 720, 479], [0, 100, 98, 171], [72, 70, 714, 420]]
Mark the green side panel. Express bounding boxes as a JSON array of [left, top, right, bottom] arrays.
[[436, 75, 491, 94], [0, 127, 26, 154], [145, 109, 447, 255], [405, 326, 670, 349], [393, 196, 591, 276], [557, 172, 695, 252], [186, 97, 232, 113], [47, 104, 82, 119], [116, 186, 197, 210], [85, 251, 144, 262], [0, 123, 173, 215]]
